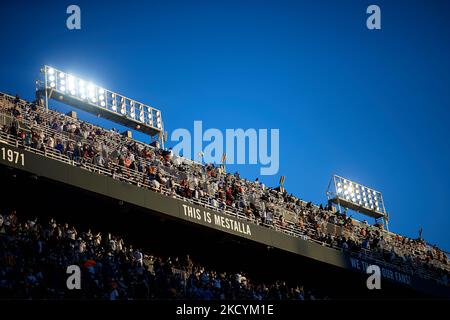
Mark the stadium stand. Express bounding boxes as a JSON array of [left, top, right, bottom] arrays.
[[0, 92, 448, 297], [0, 209, 324, 300]]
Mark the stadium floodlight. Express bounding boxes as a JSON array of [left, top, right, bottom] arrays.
[[38, 65, 164, 139], [327, 174, 388, 228]]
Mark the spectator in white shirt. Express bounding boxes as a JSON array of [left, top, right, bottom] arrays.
[[47, 136, 54, 149], [150, 179, 160, 189], [133, 249, 143, 267]]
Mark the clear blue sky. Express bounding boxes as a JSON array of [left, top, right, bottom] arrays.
[[1, 0, 449, 251]]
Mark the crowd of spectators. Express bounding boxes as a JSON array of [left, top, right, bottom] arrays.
[[0, 209, 322, 300], [0, 93, 448, 286]]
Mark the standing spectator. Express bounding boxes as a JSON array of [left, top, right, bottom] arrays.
[[134, 249, 143, 267]]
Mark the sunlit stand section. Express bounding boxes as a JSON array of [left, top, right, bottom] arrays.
[[326, 174, 389, 231], [35, 65, 165, 147]]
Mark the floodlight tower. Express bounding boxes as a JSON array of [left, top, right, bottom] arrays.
[[326, 174, 389, 230], [35, 65, 165, 148]]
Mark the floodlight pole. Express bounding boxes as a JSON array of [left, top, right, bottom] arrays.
[[332, 175, 341, 213], [160, 120, 165, 149], [384, 213, 389, 232], [44, 66, 49, 111], [333, 175, 343, 213], [325, 177, 332, 200], [335, 198, 342, 214], [326, 176, 342, 214], [380, 196, 389, 231]]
